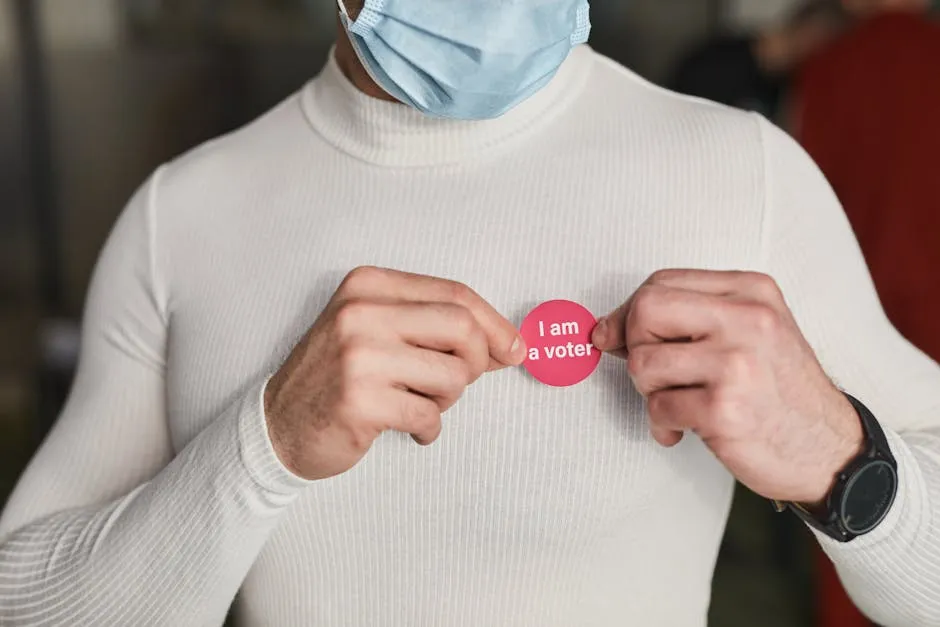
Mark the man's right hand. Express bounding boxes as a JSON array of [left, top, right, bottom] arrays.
[[263, 266, 526, 481]]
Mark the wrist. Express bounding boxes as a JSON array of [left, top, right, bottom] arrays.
[[262, 376, 308, 482], [784, 393, 898, 543], [804, 395, 866, 508], [238, 376, 314, 494]]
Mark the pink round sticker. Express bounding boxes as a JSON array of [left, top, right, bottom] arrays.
[[520, 300, 602, 387]]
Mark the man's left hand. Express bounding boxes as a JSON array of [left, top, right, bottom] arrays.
[[592, 269, 865, 506]]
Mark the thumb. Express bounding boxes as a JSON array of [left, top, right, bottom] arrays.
[[592, 298, 632, 353]]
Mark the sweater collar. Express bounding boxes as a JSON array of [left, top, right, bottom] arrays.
[[301, 44, 593, 167]]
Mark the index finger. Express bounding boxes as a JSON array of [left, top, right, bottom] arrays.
[[592, 285, 723, 355], [592, 269, 784, 354], [337, 266, 526, 368], [641, 269, 784, 306]]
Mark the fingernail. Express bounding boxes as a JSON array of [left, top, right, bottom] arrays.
[[593, 318, 608, 345], [510, 336, 528, 364]]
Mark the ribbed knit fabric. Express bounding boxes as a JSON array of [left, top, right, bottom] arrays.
[[2, 44, 940, 627]]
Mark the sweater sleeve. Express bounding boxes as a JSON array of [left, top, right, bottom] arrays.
[[0, 169, 312, 626], [758, 115, 940, 626]]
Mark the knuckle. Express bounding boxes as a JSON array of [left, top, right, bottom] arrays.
[[337, 339, 374, 380], [446, 280, 475, 307], [468, 322, 489, 354], [462, 331, 490, 381], [332, 397, 374, 447], [401, 398, 441, 434], [347, 265, 383, 284], [707, 388, 742, 434], [646, 391, 667, 418], [350, 430, 376, 453], [340, 418, 376, 452], [745, 303, 780, 334], [626, 345, 654, 379], [721, 350, 757, 383], [447, 304, 478, 339], [631, 285, 660, 322], [649, 268, 682, 284], [431, 357, 472, 409], [450, 358, 473, 389], [339, 265, 383, 296], [745, 271, 781, 296], [333, 391, 383, 449], [333, 300, 374, 338]]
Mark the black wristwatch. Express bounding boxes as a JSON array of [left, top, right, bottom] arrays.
[[774, 393, 898, 543]]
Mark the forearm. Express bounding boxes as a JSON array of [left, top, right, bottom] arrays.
[[0, 379, 307, 626], [818, 428, 940, 626]]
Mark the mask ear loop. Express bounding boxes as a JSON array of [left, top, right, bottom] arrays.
[[337, 0, 352, 25], [334, 0, 405, 107], [338, 0, 382, 30]]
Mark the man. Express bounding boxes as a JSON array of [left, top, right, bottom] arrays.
[[668, 0, 846, 121], [1, 1, 939, 625]]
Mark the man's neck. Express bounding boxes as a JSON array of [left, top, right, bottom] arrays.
[[334, 21, 398, 103]]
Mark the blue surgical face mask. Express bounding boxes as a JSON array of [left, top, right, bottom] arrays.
[[337, 0, 591, 120]]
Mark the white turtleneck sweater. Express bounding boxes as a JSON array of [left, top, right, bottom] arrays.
[[2, 44, 940, 627]]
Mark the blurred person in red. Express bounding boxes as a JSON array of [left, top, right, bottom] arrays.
[[792, 1, 940, 625], [794, 0, 939, 360]]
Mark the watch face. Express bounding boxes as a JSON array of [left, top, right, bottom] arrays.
[[840, 460, 898, 535]]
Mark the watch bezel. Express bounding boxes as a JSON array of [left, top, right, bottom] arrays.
[[838, 458, 898, 536]]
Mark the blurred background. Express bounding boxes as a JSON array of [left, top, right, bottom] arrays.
[[1, 1, 938, 625]]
